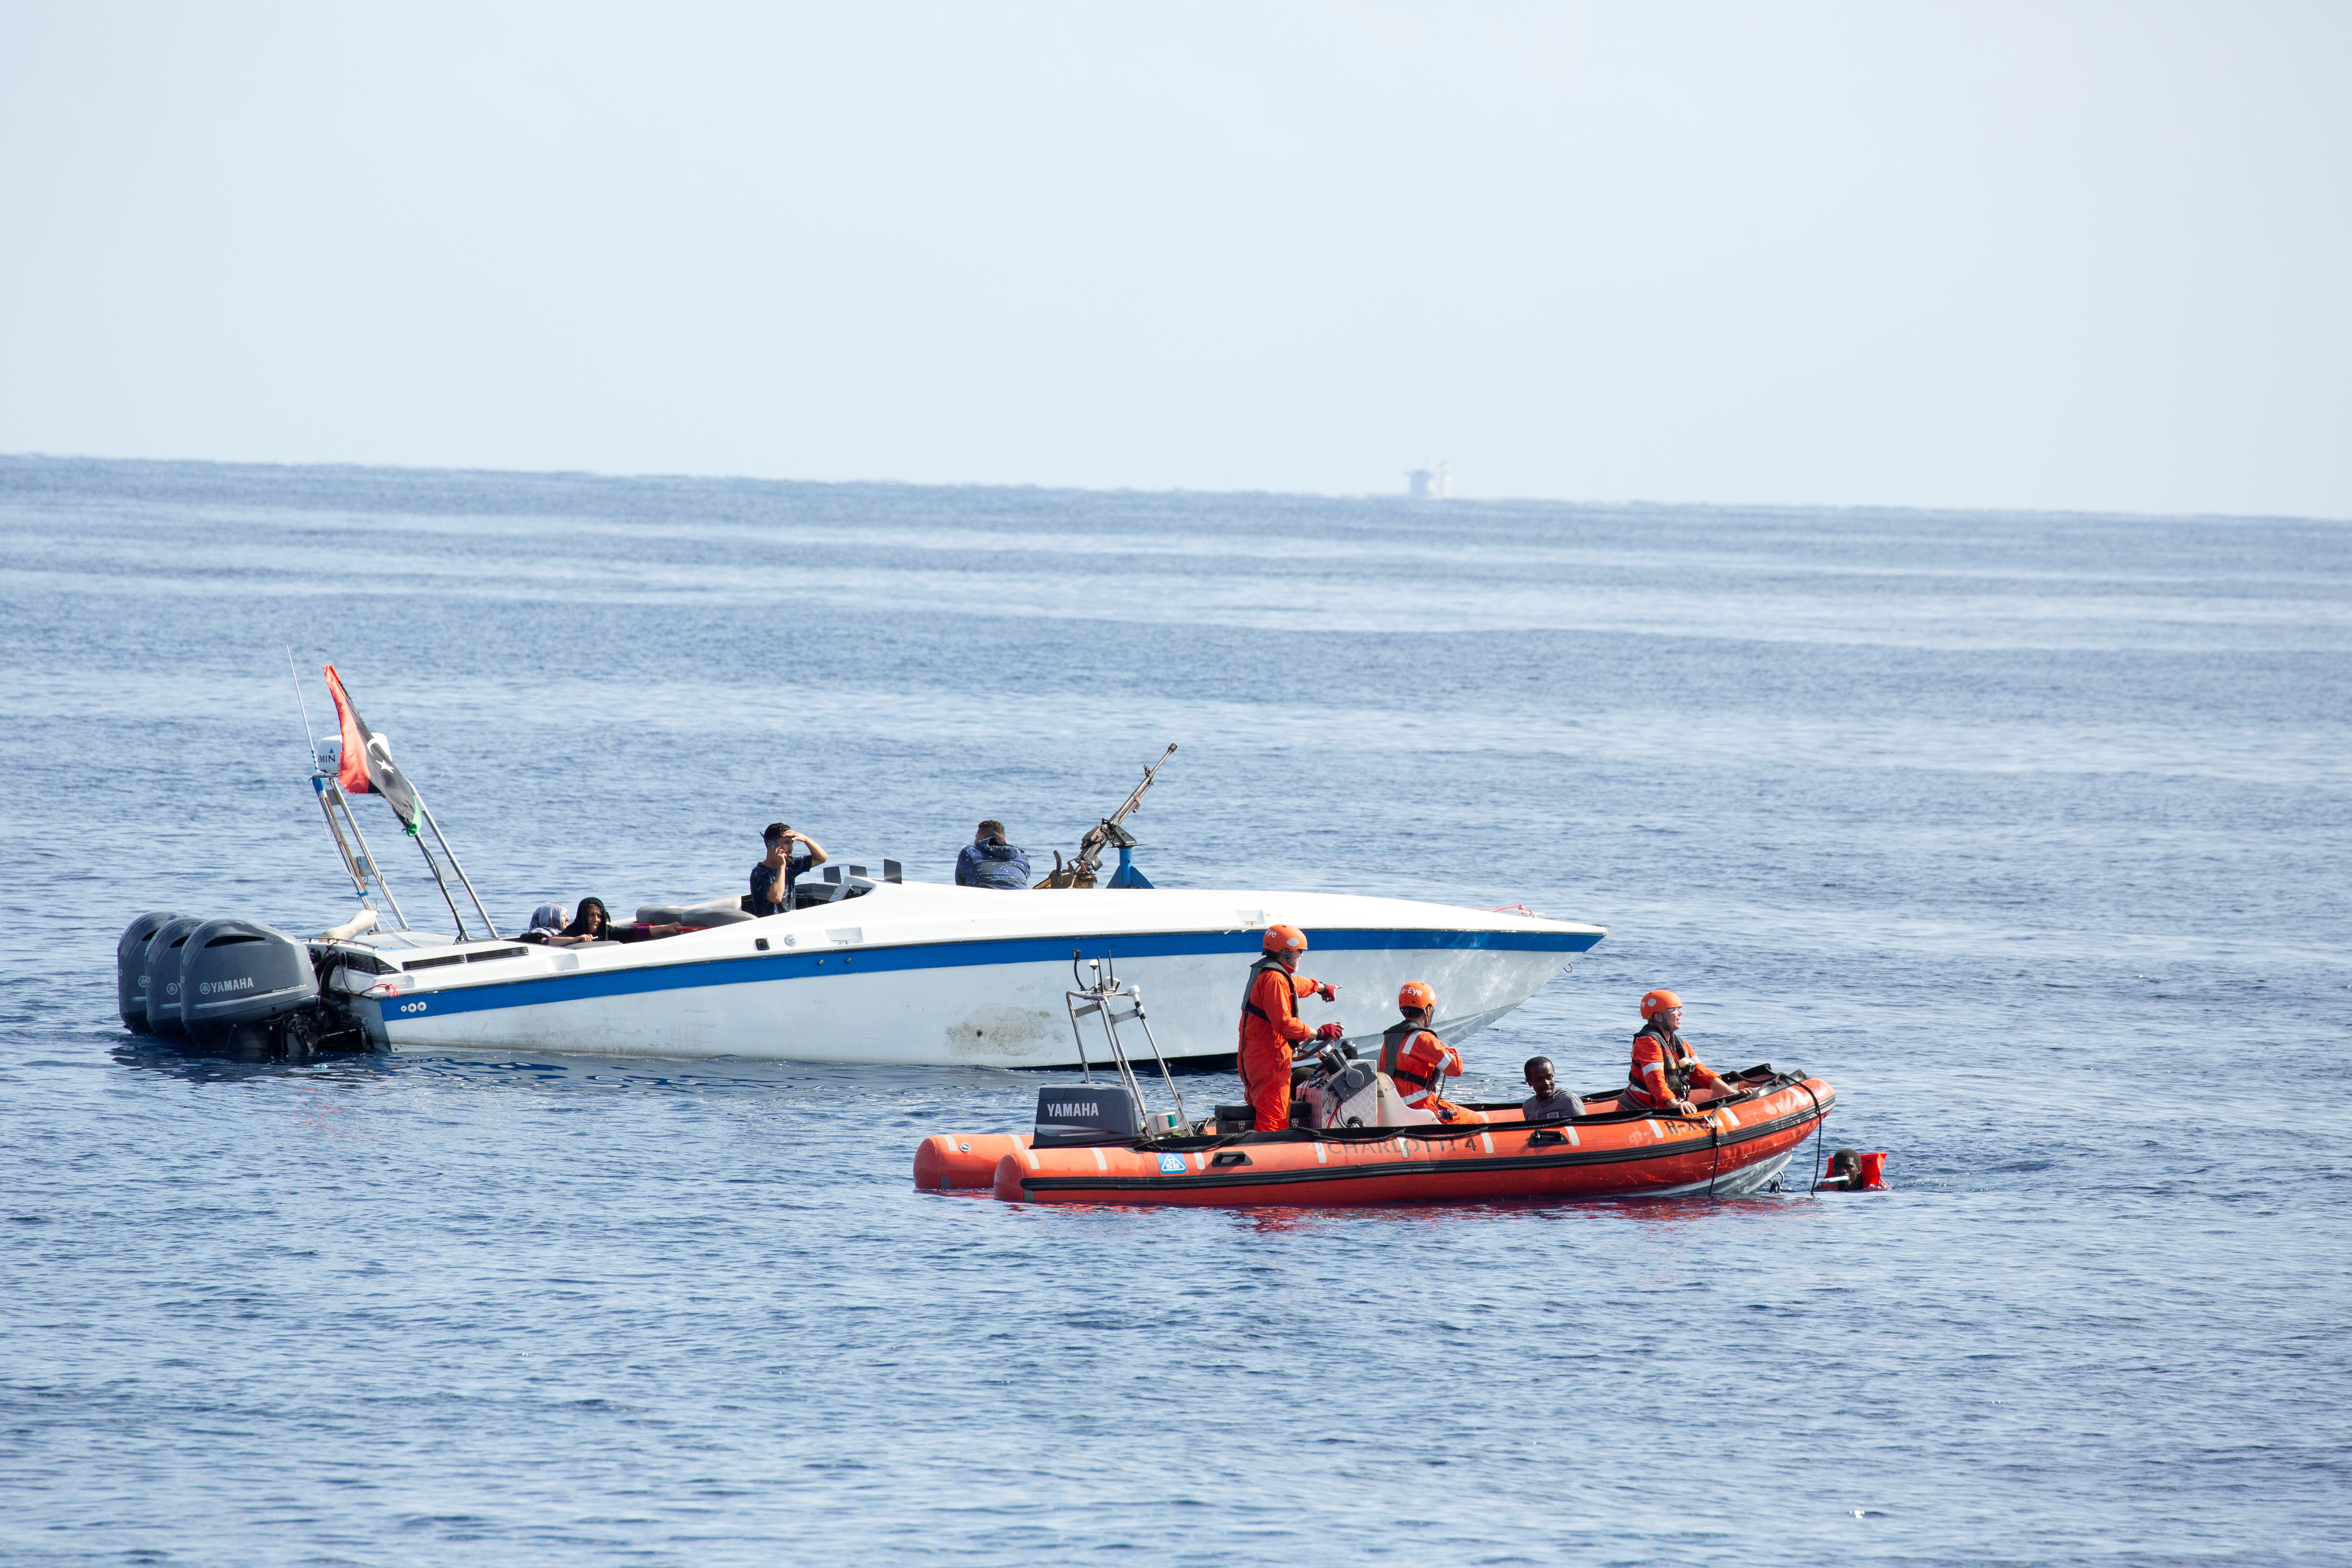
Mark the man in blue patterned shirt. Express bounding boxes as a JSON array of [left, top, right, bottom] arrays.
[[954, 821, 1031, 889]]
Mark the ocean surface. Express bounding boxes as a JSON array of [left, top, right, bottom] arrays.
[[2, 455, 2347, 1566]]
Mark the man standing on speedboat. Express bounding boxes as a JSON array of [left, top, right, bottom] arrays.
[[1623, 988, 1734, 1117], [1238, 924, 1343, 1132], [750, 822, 829, 916]]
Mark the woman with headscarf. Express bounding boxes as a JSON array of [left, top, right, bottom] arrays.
[[556, 896, 688, 945], [520, 903, 570, 943]]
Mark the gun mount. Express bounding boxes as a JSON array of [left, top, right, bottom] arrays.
[[1036, 744, 1176, 889]]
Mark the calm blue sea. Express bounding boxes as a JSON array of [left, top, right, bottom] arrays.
[[2, 455, 2348, 1566]]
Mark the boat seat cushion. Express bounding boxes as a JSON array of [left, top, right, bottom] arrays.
[[637, 898, 755, 927], [1374, 1074, 1442, 1128]]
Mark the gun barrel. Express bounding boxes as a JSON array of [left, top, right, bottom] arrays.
[[1070, 744, 1177, 874], [1105, 743, 1177, 827]]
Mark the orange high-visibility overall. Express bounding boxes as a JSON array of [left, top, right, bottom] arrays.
[[1239, 955, 1323, 1131], [1379, 1021, 1485, 1125], [1624, 1021, 1728, 1111]]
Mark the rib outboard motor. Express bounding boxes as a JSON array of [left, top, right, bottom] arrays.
[[1032, 1084, 1143, 1147], [116, 911, 181, 1034], [138, 915, 208, 1040], [177, 919, 321, 1049]]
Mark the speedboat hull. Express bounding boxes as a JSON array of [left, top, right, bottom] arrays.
[[342, 882, 1604, 1067]]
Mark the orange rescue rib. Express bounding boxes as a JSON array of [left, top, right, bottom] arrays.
[[920, 1075, 1836, 1207]]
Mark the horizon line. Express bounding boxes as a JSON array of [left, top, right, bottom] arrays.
[[1, 448, 2343, 530]]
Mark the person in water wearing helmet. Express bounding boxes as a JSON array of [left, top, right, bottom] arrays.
[[1378, 982, 1485, 1125], [1623, 988, 1735, 1116], [1238, 924, 1343, 1132]]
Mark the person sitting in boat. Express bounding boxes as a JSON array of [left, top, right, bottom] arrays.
[[1238, 923, 1343, 1132], [1378, 983, 1486, 1125], [1624, 989, 1735, 1116], [1521, 1056, 1585, 1121], [954, 820, 1031, 889], [749, 823, 828, 916], [519, 902, 568, 942], [550, 897, 688, 945]]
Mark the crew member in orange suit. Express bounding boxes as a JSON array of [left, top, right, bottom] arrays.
[[1623, 989, 1734, 1116], [1238, 924, 1343, 1131], [1378, 982, 1486, 1125]]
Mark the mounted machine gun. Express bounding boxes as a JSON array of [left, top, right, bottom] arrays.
[[1035, 744, 1177, 889]]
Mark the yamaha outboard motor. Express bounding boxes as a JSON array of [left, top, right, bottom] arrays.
[[139, 915, 207, 1040], [178, 919, 321, 1049], [1032, 1084, 1143, 1147], [116, 911, 180, 1034]]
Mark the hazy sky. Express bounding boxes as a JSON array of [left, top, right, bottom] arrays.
[[3, 2, 2347, 514]]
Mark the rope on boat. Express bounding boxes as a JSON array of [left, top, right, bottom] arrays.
[[1794, 1077, 1828, 1191]]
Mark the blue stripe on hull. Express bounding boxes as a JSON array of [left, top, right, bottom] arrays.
[[395, 927, 1601, 1020]]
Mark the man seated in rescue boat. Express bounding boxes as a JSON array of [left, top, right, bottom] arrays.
[[1378, 983, 1486, 1125], [1623, 988, 1736, 1117], [1521, 1056, 1585, 1121], [1238, 923, 1343, 1132]]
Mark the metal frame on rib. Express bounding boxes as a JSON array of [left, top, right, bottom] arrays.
[[1064, 953, 1192, 1135]]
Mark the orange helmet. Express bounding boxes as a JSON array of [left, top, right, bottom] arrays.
[[1397, 981, 1434, 1013], [1640, 988, 1684, 1020], [1262, 923, 1308, 956]]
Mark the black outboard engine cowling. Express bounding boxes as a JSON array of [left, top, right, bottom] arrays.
[[178, 919, 320, 1048], [1033, 1085, 1143, 1147], [116, 911, 180, 1034], [140, 915, 207, 1040]]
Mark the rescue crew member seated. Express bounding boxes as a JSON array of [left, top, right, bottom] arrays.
[[1238, 923, 1343, 1132], [749, 822, 828, 916], [1378, 983, 1485, 1125], [1521, 1056, 1585, 1121], [954, 820, 1031, 889], [1623, 988, 1735, 1116]]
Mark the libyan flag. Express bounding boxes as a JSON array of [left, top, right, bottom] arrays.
[[323, 664, 425, 835]]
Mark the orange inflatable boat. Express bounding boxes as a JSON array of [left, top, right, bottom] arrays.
[[915, 1067, 1836, 1207]]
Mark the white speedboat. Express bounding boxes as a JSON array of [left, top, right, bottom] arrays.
[[325, 875, 1604, 1066], [114, 668, 1604, 1067]]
